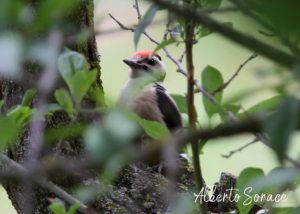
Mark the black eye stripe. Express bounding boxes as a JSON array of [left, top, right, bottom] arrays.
[[154, 54, 161, 61]]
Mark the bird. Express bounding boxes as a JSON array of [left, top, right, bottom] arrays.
[[117, 50, 188, 164], [117, 50, 182, 132]]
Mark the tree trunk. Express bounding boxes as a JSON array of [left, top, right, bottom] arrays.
[[0, 1, 198, 214], [0, 0, 103, 213]]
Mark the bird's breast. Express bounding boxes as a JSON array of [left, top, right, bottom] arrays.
[[117, 82, 166, 126]]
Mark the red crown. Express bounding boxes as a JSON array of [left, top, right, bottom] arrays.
[[131, 50, 160, 58]]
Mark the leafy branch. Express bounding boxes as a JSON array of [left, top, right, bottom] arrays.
[[150, 0, 300, 69], [0, 154, 97, 214], [109, 0, 300, 173]]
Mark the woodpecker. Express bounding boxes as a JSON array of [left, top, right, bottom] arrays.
[[117, 51, 188, 167], [117, 50, 182, 132]]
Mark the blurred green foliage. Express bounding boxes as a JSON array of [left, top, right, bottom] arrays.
[[0, 0, 300, 213]]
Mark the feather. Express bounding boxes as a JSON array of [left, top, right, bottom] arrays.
[[154, 83, 182, 131]]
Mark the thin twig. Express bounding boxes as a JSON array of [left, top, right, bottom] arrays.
[[211, 53, 258, 95], [194, 26, 202, 36], [109, 14, 135, 32], [0, 154, 97, 214], [163, 21, 171, 41], [134, 0, 142, 20], [178, 50, 186, 63], [258, 30, 275, 37], [222, 138, 258, 158]]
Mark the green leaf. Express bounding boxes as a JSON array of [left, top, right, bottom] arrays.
[[134, 4, 158, 48], [0, 0, 24, 26], [198, 139, 208, 153], [72, 186, 98, 204], [236, 167, 265, 214], [281, 207, 300, 214], [7, 105, 36, 125], [170, 193, 200, 214], [220, 104, 240, 121], [225, 104, 240, 115], [198, 26, 214, 38], [89, 86, 105, 105], [0, 117, 21, 148], [242, 0, 300, 37], [202, 0, 222, 9], [271, 207, 294, 214], [21, 89, 36, 107], [49, 199, 67, 214], [271, 207, 299, 214], [84, 126, 112, 161], [18, 108, 37, 124], [250, 167, 300, 195], [58, 51, 90, 87], [105, 109, 140, 143], [223, 22, 233, 28], [137, 119, 169, 139], [45, 123, 87, 144], [198, 22, 232, 39], [70, 69, 97, 105], [46, 104, 64, 112], [263, 97, 300, 163], [67, 203, 82, 214], [127, 112, 170, 139], [171, 94, 188, 114], [238, 95, 283, 118], [201, 65, 224, 118], [171, 94, 198, 117], [54, 89, 73, 115], [153, 39, 175, 54]]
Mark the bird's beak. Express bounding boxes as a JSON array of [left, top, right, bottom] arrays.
[[123, 59, 143, 68]]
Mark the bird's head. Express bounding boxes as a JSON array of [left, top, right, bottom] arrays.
[[123, 50, 166, 82]]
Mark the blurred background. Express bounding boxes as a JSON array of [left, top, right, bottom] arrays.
[[1, 0, 300, 213]]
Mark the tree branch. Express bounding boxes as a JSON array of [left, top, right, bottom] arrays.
[[222, 138, 258, 158], [229, 0, 300, 56], [149, 0, 300, 69], [134, 0, 142, 20], [184, 2, 207, 211], [0, 118, 263, 180], [108, 14, 135, 32], [211, 53, 258, 96], [178, 50, 186, 63], [0, 154, 97, 214]]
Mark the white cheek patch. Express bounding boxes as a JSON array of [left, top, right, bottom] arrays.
[[179, 153, 189, 161]]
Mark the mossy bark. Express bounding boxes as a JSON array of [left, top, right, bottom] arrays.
[[207, 172, 263, 214], [0, 0, 103, 213]]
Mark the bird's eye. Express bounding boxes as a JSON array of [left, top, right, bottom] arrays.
[[148, 59, 155, 66]]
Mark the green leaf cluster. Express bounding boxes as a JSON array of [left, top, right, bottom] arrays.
[[55, 50, 98, 115], [49, 198, 81, 214]]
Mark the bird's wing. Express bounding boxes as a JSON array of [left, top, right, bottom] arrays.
[[154, 84, 182, 131]]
